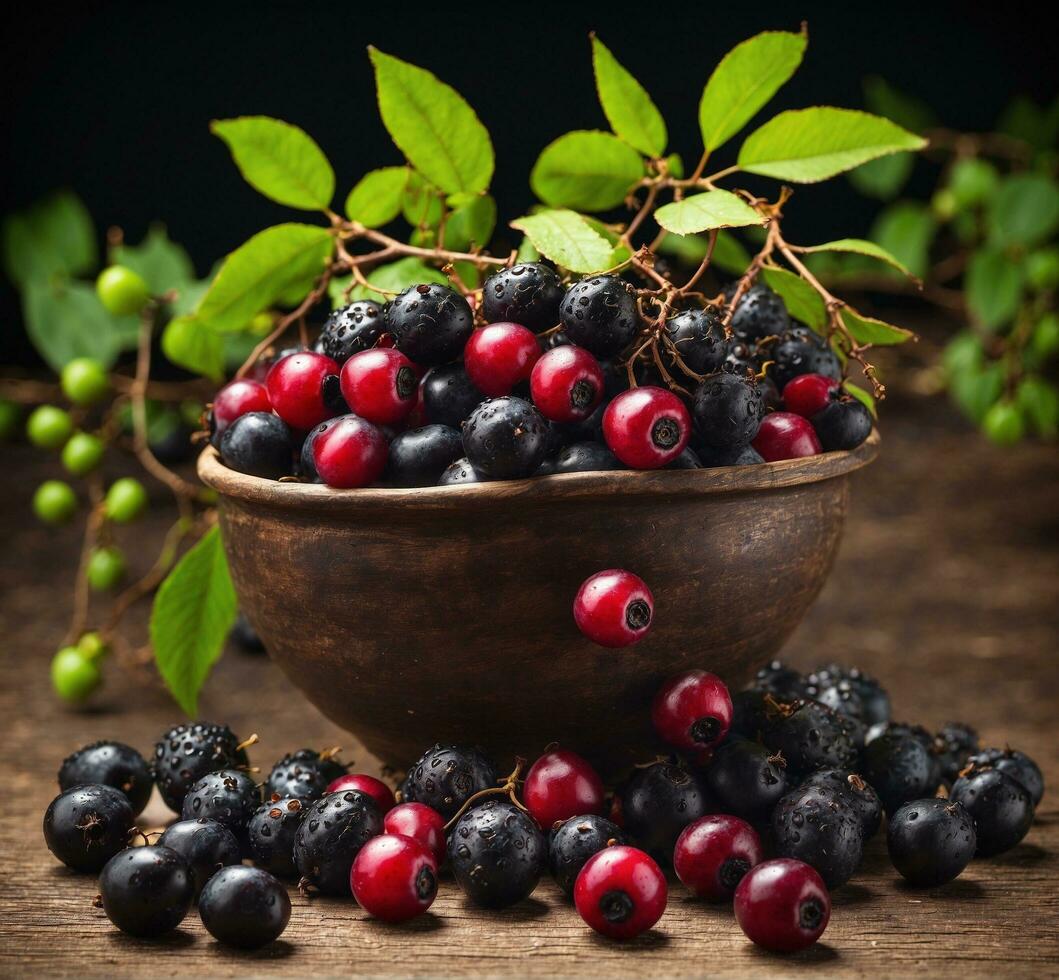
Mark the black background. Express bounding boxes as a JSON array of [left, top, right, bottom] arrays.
[[2, 2, 1056, 363]]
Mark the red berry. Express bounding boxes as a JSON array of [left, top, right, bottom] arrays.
[[752, 412, 822, 462], [602, 386, 690, 469], [464, 322, 541, 397], [573, 569, 654, 648], [574, 845, 666, 940], [674, 815, 763, 901], [266, 352, 340, 430], [523, 749, 605, 828], [651, 670, 732, 754], [733, 858, 831, 952], [783, 374, 840, 419], [327, 774, 396, 814], [350, 834, 438, 922], [339, 348, 420, 425], [530, 345, 604, 422], [210, 380, 271, 445], [311, 415, 388, 488], [383, 803, 446, 864]]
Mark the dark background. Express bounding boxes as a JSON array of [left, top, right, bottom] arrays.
[[2, 1, 1056, 363]]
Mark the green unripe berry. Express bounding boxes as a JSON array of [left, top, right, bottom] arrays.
[[51, 647, 103, 703], [1030, 313, 1059, 361], [104, 477, 148, 523], [248, 312, 274, 336], [33, 480, 78, 524], [0, 399, 20, 440], [61, 357, 111, 406], [87, 547, 126, 591], [1026, 247, 1059, 292], [26, 405, 74, 449], [77, 631, 109, 661], [931, 188, 957, 221], [61, 432, 106, 476], [982, 400, 1025, 446], [947, 158, 999, 210], [96, 265, 151, 316]]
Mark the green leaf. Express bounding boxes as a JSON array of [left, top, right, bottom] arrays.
[[22, 278, 127, 371], [2, 190, 97, 286], [698, 30, 807, 152], [369, 48, 494, 195], [590, 35, 666, 157], [950, 361, 1003, 424], [988, 173, 1059, 248], [870, 202, 937, 279], [799, 238, 915, 279], [847, 153, 915, 200], [349, 256, 450, 304], [211, 116, 335, 211], [444, 193, 496, 251], [1016, 376, 1059, 439], [862, 76, 935, 132], [738, 108, 927, 183], [401, 171, 444, 229], [655, 190, 765, 235], [759, 267, 826, 331], [510, 210, 615, 273], [712, 231, 752, 275], [530, 131, 644, 212], [150, 526, 238, 717], [516, 236, 540, 263], [193, 224, 333, 332], [110, 224, 196, 294], [966, 247, 1023, 331], [842, 380, 877, 417], [161, 316, 225, 380], [839, 307, 915, 346], [344, 167, 409, 227], [943, 332, 985, 376], [997, 95, 1059, 150]]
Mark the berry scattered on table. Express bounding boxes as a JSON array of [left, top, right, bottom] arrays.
[[99, 845, 194, 937], [523, 749, 605, 828], [43, 784, 135, 872], [549, 814, 629, 896], [887, 799, 976, 886], [574, 844, 667, 939], [384, 802, 446, 864], [651, 669, 732, 755], [293, 790, 384, 896], [351, 833, 439, 922], [734, 858, 830, 952], [58, 741, 153, 816], [158, 818, 243, 897], [198, 866, 291, 948], [674, 814, 763, 901]]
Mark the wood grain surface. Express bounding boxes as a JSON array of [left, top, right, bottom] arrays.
[[1, 404, 1057, 978]]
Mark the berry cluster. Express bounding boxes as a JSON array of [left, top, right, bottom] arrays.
[[211, 271, 874, 488], [42, 660, 1042, 953]]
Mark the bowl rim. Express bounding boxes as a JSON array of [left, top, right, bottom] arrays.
[[197, 429, 879, 512]]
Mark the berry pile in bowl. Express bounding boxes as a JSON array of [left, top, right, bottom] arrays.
[[207, 265, 875, 490], [44, 661, 1042, 953]]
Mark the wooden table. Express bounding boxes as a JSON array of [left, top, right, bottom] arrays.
[[2, 400, 1057, 977]]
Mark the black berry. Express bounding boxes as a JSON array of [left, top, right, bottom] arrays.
[[693, 373, 765, 450], [771, 786, 865, 889], [800, 769, 882, 839], [753, 661, 808, 700], [966, 748, 1044, 806], [265, 748, 347, 803], [482, 262, 565, 333], [318, 300, 384, 364], [293, 790, 384, 895], [219, 412, 292, 480], [664, 309, 727, 376], [619, 762, 711, 863], [812, 399, 873, 451], [768, 334, 841, 390], [198, 866, 292, 949], [887, 799, 976, 886], [462, 396, 549, 480], [666, 446, 702, 469], [705, 736, 789, 820], [548, 814, 628, 896], [43, 784, 134, 872], [936, 723, 980, 785], [230, 612, 266, 653], [402, 744, 497, 820], [866, 722, 943, 790], [385, 283, 473, 365], [560, 276, 639, 357], [808, 664, 890, 727], [437, 457, 484, 485], [99, 845, 194, 937], [248, 796, 306, 878], [421, 364, 485, 428], [181, 769, 261, 835], [762, 698, 859, 776], [386, 424, 464, 487], [730, 689, 771, 739], [152, 722, 250, 813], [58, 741, 153, 816], [728, 284, 791, 342], [540, 441, 624, 475], [158, 818, 242, 897], [949, 767, 1034, 856], [862, 733, 936, 814]]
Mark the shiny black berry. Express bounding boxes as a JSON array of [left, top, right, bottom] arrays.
[[753, 661, 808, 700], [762, 699, 858, 776], [887, 799, 976, 886], [813, 399, 873, 451], [181, 769, 260, 838], [693, 373, 765, 450], [806, 677, 864, 720], [219, 412, 292, 480], [385, 283, 473, 365], [697, 443, 765, 467], [402, 744, 497, 820], [549, 814, 628, 896], [448, 800, 545, 908], [949, 767, 1034, 856], [619, 762, 711, 863], [936, 723, 980, 785], [866, 722, 942, 789], [815, 665, 891, 727], [58, 741, 153, 816], [482, 262, 565, 333], [768, 334, 841, 390], [293, 790, 383, 895], [43, 784, 135, 872], [539, 441, 624, 475], [771, 786, 864, 888], [728, 284, 791, 342], [386, 424, 464, 487], [560, 276, 639, 357], [247, 796, 305, 878], [153, 723, 250, 812], [664, 309, 727, 376], [199, 866, 291, 948], [462, 396, 549, 480], [800, 769, 882, 839], [230, 613, 266, 653], [421, 364, 485, 428], [437, 457, 484, 485], [966, 748, 1044, 806], [319, 300, 384, 363], [99, 845, 194, 937], [158, 818, 242, 897], [862, 733, 936, 814], [705, 736, 789, 820], [265, 749, 347, 803], [723, 338, 759, 375]]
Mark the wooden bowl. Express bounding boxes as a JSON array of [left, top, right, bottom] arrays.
[[198, 433, 878, 776]]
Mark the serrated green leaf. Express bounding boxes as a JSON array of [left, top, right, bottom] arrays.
[[110, 224, 196, 294], [515, 237, 541, 263], [2, 190, 97, 286], [847, 153, 915, 200], [344, 167, 409, 227], [842, 380, 877, 417], [760, 267, 826, 330], [22, 278, 127, 371], [591, 35, 666, 157], [350, 256, 450, 304], [369, 48, 494, 195], [988, 173, 1059, 248], [161, 316, 225, 380], [698, 30, 807, 152], [870, 202, 937, 280], [655, 190, 765, 235], [444, 193, 496, 251], [151, 526, 237, 717], [839, 307, 915, 346], [799, 238, 915, 279], [966, 247, 1023, 331], [530, 131, 644, 212], [738, 108, 926, 183], [510, 210, 615, 273], [193, 224, 333, 332], [211, 116, 335, 210]]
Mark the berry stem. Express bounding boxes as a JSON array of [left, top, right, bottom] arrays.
[[442, 757, 529, 831]]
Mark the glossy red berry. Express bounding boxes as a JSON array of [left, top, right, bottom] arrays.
[[573, 569, 654, 648], [574, 845, 666, 940], [327, 774, 395, 814], [210, 380, 272, 446], [734, 858, 831, 953], [266, 352, 340, 430], [384, 803, 446, 864], [603, 386, 690, 469], [311, 415, 388, 488], [339, 348, 420, 425], [463, 322, 541, 397], [674, 815, 763, 901], [752, 412, 822, 462], [782, 373, 839, 419], [350, 834, 438, 922], [530, 345, 604, 423], [651, 670, 732, 754], [523, 749, 605, 828]]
